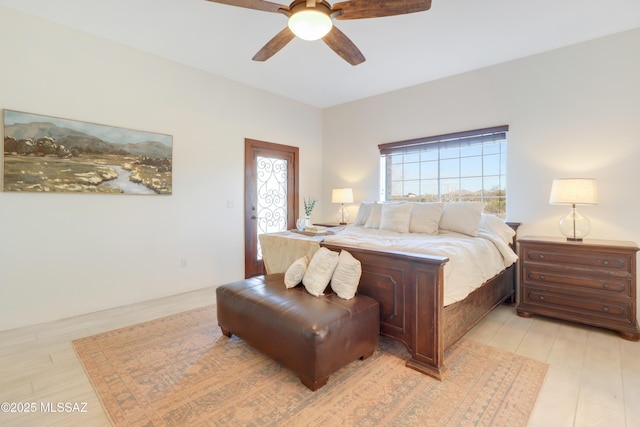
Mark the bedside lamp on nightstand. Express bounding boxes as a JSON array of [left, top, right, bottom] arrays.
[[549, 178, 598, 241], [332, 187, 353, 225]]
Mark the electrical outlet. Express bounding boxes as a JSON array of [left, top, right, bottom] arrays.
[[181, 258, 187, 268], [227, 200, 234, 208]]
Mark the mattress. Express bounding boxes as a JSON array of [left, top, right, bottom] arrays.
[[323, 225, 518, 306]]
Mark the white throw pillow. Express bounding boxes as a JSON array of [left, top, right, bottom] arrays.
[[330, 250, 362, 300], [302, 247, 339, 296], [379, 203, 412, 233], [284, 256, 308, 288], [364, 203, 383, 229], [479, 213, 516, 244], [439, 202, 485, 237], [409, 203, 444, 234], [354, 202, 374, 226]]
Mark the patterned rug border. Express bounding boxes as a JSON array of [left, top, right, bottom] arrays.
[[73, 305, 548, 427], [74, 340, 117, 426]]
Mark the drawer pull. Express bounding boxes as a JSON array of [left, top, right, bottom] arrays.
[[603, 306, 609, 312], [539, 254, 545, 259], [539, 275, 545, 280], [603, 284, 609, 289], [603, 260, 609, 266], [539, 296, 545, 301]]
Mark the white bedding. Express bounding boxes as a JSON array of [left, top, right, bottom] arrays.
[[322, 225, 518, 306]]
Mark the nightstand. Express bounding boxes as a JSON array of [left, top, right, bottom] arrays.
[[517, 236, 640, 341]]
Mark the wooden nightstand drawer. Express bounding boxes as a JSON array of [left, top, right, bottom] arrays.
[[523, 248, 632, 273], [522, 287, 634, 325], [522, 266, 631, 298], [517, 236, 640, 341]]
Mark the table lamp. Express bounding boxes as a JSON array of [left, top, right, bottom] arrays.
[[332, 188, 353, 225], [549, 178, 598, 241]]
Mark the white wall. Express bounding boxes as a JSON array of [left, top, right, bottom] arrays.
[[0, 7, 324, 331], [322, 28, 640, 240], [322, 28, 640, 318]]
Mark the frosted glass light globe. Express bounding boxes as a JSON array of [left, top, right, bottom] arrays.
[[288, 10, 332, 41]]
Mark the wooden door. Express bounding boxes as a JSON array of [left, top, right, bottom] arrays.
[[244, 139, 299, 278]]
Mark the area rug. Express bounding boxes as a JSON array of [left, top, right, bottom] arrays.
[[73, 305, 547, 427]]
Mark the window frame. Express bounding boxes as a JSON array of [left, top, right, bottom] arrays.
[[378, 125, 508, 217]]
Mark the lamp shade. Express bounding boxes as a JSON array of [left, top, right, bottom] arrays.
[[549, 178, 598, 205], [332, 188, 353, 204]]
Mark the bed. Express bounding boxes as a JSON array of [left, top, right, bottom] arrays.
[[261, 201, 519, 380]]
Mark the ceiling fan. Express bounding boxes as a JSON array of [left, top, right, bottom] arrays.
[[205, 0, 432, 65]]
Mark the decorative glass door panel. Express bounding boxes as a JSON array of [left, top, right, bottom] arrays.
[[256, 156, 288, 260]]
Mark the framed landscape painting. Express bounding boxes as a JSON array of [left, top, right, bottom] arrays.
[[2, 110, 172, 195]]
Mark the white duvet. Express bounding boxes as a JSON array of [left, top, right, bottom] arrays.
[[323, 226, 518, 306]]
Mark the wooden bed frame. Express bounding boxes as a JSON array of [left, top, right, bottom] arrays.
[[320, 222, 519, 381]]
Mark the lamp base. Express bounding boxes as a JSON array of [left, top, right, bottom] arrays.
[[559, 205, 591, 241], [337, 204, 350, 225]]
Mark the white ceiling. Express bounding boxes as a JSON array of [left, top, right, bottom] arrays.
[[1, 0, 639, 108]]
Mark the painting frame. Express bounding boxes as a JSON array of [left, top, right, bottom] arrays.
[[2, 109, 173, 195]]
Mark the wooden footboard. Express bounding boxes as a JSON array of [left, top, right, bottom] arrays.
[[320, 242, 516, 381], [321, 242, 451, 379]]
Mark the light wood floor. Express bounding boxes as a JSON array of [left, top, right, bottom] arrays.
[[1, 286, 638, 427]]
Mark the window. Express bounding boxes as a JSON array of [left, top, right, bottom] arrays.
[[379, 125, 508, 218]]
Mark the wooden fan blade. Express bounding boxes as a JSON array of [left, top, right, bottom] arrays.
[[322, 26, 365, 66], [252, 27, 296, 61], [205, 0, 286, 14], [333, 0, 431, 20]]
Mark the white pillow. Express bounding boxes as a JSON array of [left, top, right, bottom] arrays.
[[479, 214, 515, 244], [379, 203, 412, 233], [330, 250, 362, 300], [353, 202, 374, 226], [409, 203, 444, 234], [284, 256, 308, 288], [364, 203, 383, 229], [439, 202, 485, 237], [302, 247, 339, 296]]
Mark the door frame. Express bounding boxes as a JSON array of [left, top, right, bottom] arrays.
[[244, 138, 299, 278]]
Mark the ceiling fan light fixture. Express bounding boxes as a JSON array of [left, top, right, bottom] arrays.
[[288, 9, 332, 41]]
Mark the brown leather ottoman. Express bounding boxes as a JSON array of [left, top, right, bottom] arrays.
[[216, 273, 380, 391]]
